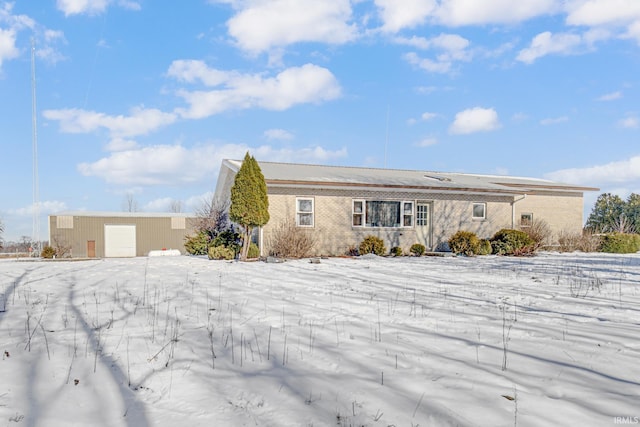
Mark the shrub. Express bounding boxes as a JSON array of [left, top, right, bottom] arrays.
[[490, 229, 534, 256], [208, 245, 235, 260], [359, 235, 386, 256], [410, 243, 426, 256], [345, 244, 359, 256], [520, 218, 552, 251], [448, 231, 480, 256], [389, 246, 403, 257], [600, 233, 640, 253], [557, 230, 601, 252], [212, 229, 241, 255], [41, 246, 56, 259], [184, 230, 211, 255], [247, 242, 260, 259], [269, 218, 316, 258], [477, 239, 492, 255]]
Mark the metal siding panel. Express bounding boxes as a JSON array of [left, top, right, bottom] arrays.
[[50, 214, 196, 258]]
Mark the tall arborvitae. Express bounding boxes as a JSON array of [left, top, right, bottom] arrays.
[[229, 152, 270, 260]]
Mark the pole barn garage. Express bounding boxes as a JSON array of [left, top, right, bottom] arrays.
[[48, 212, 197, 258]]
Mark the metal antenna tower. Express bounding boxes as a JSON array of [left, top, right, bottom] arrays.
[[31, 38, 40, 255]]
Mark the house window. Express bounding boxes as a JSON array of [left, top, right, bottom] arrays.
[[296, 198, 314, 227], [472, 203, 486, 220], [520, 213, 533, 227], [352, 200, 414, 228], [403, 202, 414, 227], [353, 200, 364, 226]]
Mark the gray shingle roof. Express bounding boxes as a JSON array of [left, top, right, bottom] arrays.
[[225, 160, 598, 194]]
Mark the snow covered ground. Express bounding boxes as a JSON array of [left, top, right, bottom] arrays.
[[0, 253, 638, 427]]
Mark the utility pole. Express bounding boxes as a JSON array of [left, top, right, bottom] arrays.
[[31, 38, 40, 255]]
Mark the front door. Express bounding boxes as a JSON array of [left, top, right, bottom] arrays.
[[416, 203, 431, 249], [87, 240, 96, 258]]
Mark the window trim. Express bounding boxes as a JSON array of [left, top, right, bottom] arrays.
[[352, 199, 364, 227], [296, 197, 314, 227], [520, 212, 533, 227], [352, 199, 414, 228], [472, 202, 487, 220]]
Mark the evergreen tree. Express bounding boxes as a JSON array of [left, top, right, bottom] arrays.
[[229, 152, 269, 260], [585, 193, 625, 233], [624, 193, 640, 233]]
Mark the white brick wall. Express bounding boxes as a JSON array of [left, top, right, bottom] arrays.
[[260, 187, 577, 256]]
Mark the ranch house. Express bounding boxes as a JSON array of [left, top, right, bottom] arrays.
[[214, 159, 598, 257]]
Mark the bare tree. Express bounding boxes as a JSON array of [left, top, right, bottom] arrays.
[[51, 234, 72, 258], [18, 236, 33, 252], [0, 218, 4, 250], [169, 199, 183, 213], [123, 193, 139, 212], [195, 197, 229, 235]]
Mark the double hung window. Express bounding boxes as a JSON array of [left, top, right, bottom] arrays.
[[296, 198, 314, 227]]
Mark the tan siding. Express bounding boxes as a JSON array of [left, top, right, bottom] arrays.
[[49, 215, 198, 258], [262, 188, 517, 255], [171, 217, 186, 229], [258, 186, 587, 256], [514, 193, 584, 238], [56, 216, 74, 229]]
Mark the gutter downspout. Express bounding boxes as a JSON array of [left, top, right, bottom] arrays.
[[259, 226, 264, 257], [511, 194, 527, 228]]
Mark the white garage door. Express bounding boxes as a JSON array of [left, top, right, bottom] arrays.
[[104, 225, 136, 257]]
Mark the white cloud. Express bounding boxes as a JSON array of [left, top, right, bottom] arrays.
[[435, 0, 557, 26], [55, 0, 140, 16], [9, 200, 68, 216], [184, 192, 215, 212], [105, 137, 138, 152], [251, 145, 348, 164], [167, 60, 232, 86], [449, 107, 501, 134], [223, 0, 357, 54], [545, 155, 640, 186], [565, 0, 640, 27], [618, 116, 639, 129], [263, 129, 295, 141], [597, 91, 623, 101], [408, 112, 439, 124], [375, 0, 436, 33], [0, 3, 37, 70], [398, 33, 472, 74], [43, 107, 177, 138], [143, 197, 176, 212], [415, 137, 438, 147], [540, 116, 569, 125], [517, 31, 584, 63], [77, 143, 348, 186], [375, 0, 556, 31], [0, 28, 19, 69], [404, 52, 453, 73], [395, 33, 470, 53], [56, 0, 110, 16], [170, 62, 341, 119]]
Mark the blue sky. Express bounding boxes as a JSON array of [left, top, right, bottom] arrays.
[[1, 0, 639, 242]]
